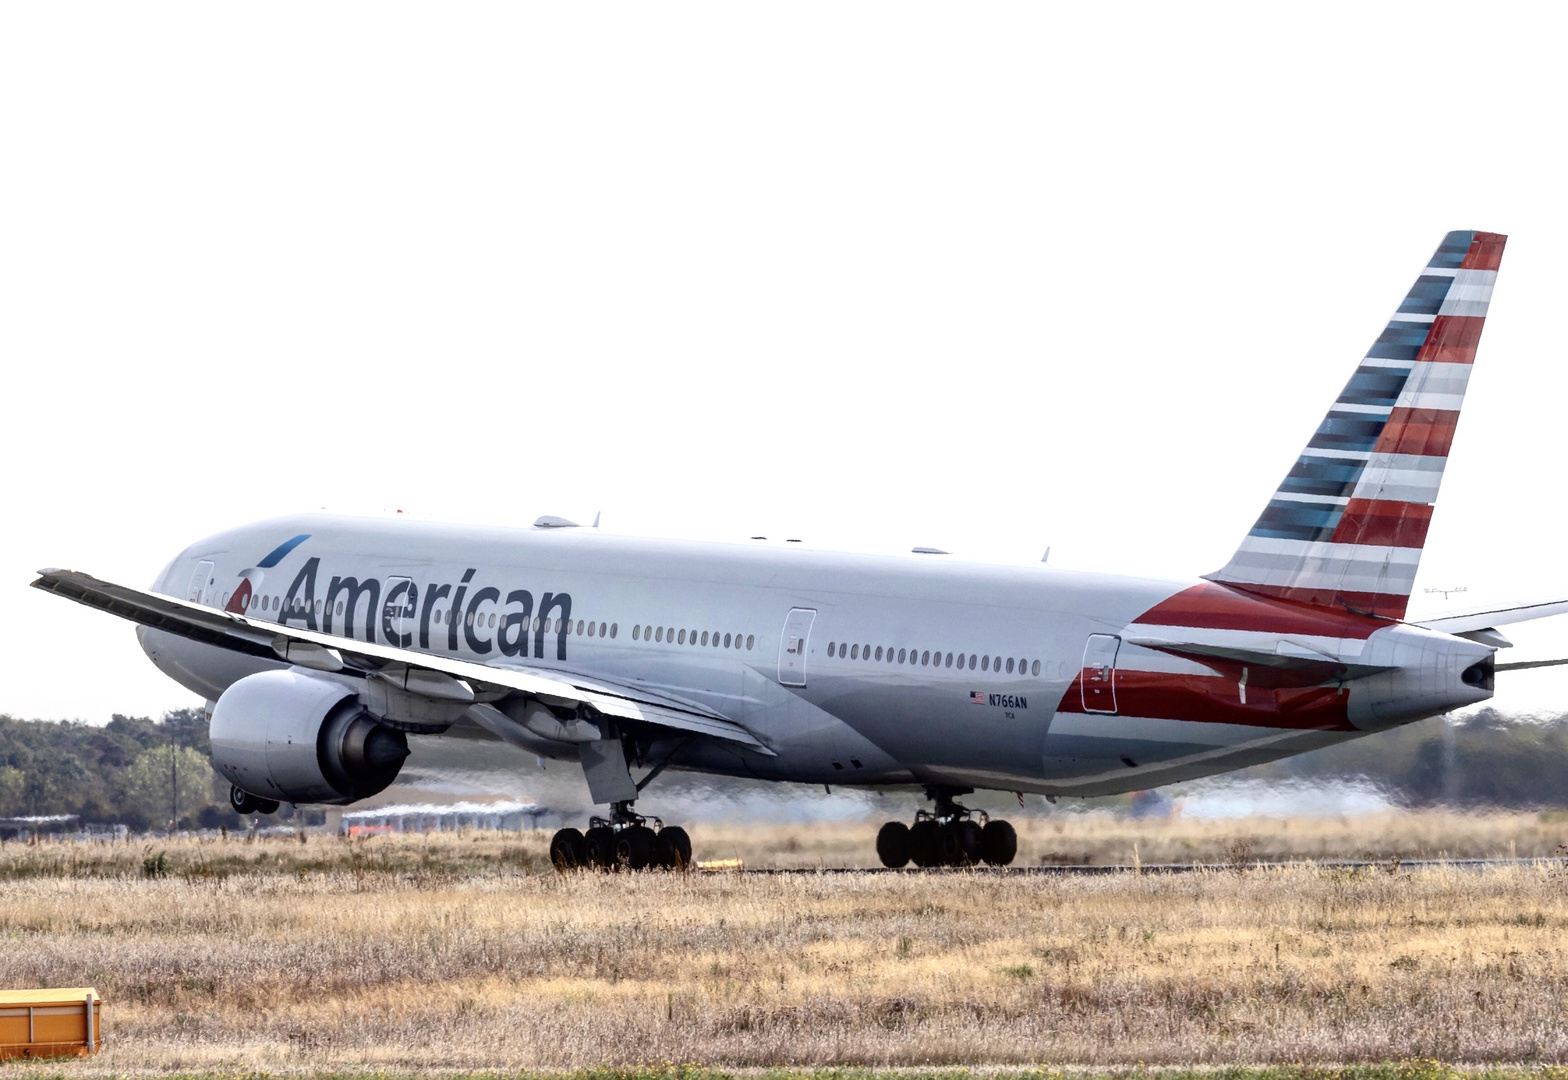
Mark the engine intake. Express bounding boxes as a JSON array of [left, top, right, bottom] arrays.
[[210, 669, 409, 805]]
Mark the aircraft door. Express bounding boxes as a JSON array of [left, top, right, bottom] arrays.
[[1080, 634, 1120, 714], [187, 561, 216, 605], [777, 608, 817, 687], [381, 576, 416, 648]]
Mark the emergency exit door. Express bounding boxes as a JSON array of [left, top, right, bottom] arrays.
[[1080, 634, 1120, 714], [777, 608, 817, 687]]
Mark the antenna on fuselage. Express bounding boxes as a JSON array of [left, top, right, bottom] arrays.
[[1041, 546, 1051, 565], [593, 511, 601, 528]]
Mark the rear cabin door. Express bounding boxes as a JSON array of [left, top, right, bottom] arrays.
[[777, 608, 817, 687], [1080, 634, 1120, 714], [381, 576, 415, 647]]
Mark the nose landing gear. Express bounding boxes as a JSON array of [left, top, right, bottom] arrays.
[[876, 786, 1017, 868], [550, 800, 693, 872]]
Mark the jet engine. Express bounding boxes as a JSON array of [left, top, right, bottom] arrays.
[[209, 669, 409, 804]]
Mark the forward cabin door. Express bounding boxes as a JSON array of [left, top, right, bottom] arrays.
[[1080, 634, 1120, 714], [777, 608, 817, 687], [187, 561, 216, 606]]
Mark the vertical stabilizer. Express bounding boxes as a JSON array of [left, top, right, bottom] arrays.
[[1206, 230, 1506, 619]]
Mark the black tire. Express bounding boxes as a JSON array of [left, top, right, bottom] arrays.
[[935, 823, 963, 866], [954, 820, 983, 866], [229, 786, 261, 815], [616, 824, 658, 870], [549, 828, 586, 871], [254, 798, 281, 815], [584, 826, 617, 870], [658, 826, 693, 870], [981, 819, 1018, 866], [875, 821, 911, 868], [907, 820, 939, 868]]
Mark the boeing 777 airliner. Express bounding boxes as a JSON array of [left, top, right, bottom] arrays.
[[34, 230, 1568, 869]]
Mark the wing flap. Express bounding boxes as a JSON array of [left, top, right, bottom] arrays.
[[31, 568, 774, 755]]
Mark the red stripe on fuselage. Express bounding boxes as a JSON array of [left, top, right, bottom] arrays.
[[1329, 498, 1432, 548], [1461, 232, 1507, 271], [1203, 582, 1411, 620], [1135, 581, 1386, 638], [1055, 669, 1354, 731]]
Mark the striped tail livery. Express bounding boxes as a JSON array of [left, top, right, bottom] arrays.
[[1208, 230, 1505, 619]]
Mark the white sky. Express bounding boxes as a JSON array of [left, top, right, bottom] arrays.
[[5, 3, 1568, 723]]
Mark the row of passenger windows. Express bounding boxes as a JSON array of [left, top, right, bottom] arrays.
[[632, 625, 756, 650], [827, 640, 1041, 677]]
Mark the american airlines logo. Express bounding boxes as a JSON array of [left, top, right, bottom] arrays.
[[252, 552, 575, 661], [971, 692, 1027, 709]]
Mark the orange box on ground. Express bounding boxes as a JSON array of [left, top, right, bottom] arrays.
[[0, 988, 102, 1059]]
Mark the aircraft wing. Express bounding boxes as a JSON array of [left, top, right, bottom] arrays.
[[30, 568, 774, 755]]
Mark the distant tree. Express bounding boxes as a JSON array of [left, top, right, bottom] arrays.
[[118, 746, 218, 830]]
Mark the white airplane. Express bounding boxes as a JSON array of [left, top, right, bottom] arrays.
[[34, 230, 1568, 869]]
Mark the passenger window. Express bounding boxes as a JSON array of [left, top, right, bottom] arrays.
[[828, 642, 837, 657], [610, 623, 618, 638], [633, 625, 641, 640], [1006, 658, 1015, 674], [945, 653, 953, 668], [875, 646, 883, 661], [982, 655, 990, 672], [1031, 659, 1040, 676], [679, 629, 687, 644], [921, 650, 930, 665], [850, 644, 859, 659], [656, 627, 664, 642], [897, 648, 906, 663], [724, 632, 732, 648], [701, 631, 709, 646], [746, 635, 754, 650]]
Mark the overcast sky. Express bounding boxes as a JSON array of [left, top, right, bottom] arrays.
[[4, 3, 1568, 723]]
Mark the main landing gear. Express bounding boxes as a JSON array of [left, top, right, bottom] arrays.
[[876, 786, 1017, 868], [549, 800, 692, 872]]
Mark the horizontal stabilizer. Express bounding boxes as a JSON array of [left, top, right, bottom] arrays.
[[1414, 598, 1568, 635], [1126, 635, 1395, 686]]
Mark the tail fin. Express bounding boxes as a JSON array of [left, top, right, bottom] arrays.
[[1206, 230, 1506, 619]]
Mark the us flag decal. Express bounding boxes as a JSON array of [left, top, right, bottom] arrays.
[[970, 691, 986, 705]]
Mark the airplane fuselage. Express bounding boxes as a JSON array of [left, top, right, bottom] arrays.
[[138, 513, 1493, 799]]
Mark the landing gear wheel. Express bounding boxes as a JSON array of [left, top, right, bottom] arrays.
[[981, 819, 1018, 866], [907, 819, 940, 868], [549, 828, 586, 871], [616, 824, 658, 870], [583, 826, 617, 870], [657, 826, 692, 870], [229, 786, 262, 815], [254, 798, 280, 815], [953, 820, 983, 866], [876, 821, 911, 868]]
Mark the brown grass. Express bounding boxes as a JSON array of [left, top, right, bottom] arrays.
[[2, 816, 1568, 1069]]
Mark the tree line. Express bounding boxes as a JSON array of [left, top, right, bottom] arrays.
[[0, 709, 241, 830]]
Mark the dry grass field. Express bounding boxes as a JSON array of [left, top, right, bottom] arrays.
[[2, 813, 1568, 1074]]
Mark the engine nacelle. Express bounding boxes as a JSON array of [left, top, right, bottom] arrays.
[[210, 669, 409, 805]]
